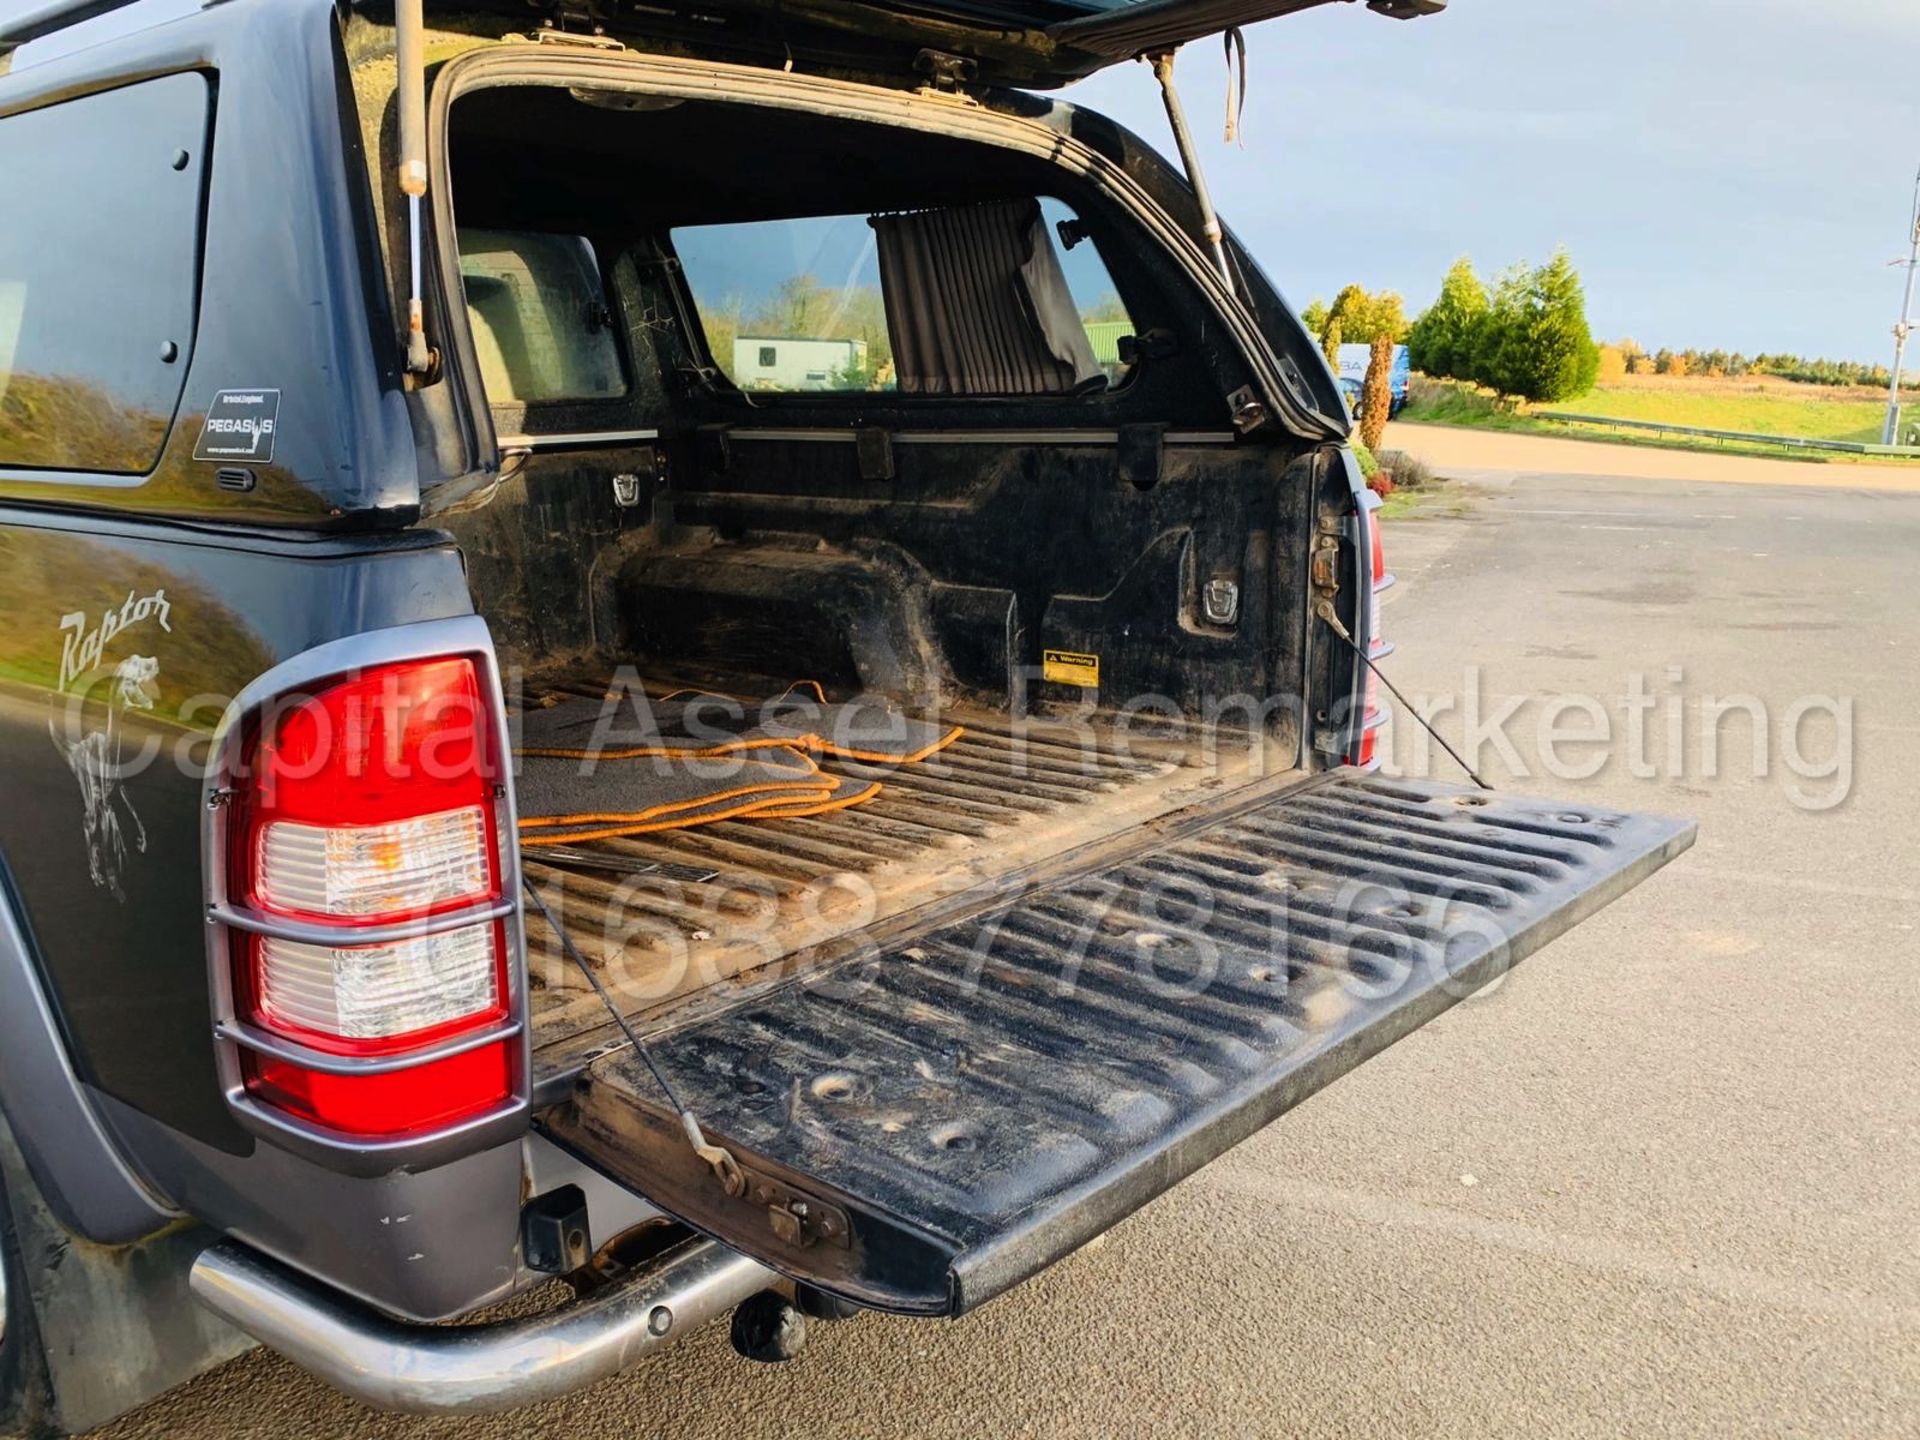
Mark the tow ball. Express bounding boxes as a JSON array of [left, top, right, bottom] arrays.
[[729, 1291, 809, 1363], [728, 1285, 860, 1363]]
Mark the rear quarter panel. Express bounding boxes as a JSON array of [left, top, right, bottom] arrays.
[[0, 513, 471, 1154], [0, 515, 540, 1324]]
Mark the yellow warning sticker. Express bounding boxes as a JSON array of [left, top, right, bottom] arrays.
[[1042, 649, 1100, 688]]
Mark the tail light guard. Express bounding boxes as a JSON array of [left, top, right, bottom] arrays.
[[199, 616, 531, 1176]]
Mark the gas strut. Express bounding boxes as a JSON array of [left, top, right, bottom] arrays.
[[395, 0, 433, 375], [1148, 48, 1237, 297]]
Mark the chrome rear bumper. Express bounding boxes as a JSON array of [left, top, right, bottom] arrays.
[[190, 1236, 774, 1414]]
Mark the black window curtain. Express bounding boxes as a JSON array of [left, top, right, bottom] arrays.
[[870, 198, 1104, 396]]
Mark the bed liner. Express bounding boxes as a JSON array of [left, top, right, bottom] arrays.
[[523, 669, 1298, 1085]]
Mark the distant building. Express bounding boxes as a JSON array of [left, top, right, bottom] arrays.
[[733, 335, 868, 390]]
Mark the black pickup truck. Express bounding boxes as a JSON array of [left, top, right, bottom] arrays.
[[0, 0, 1691, 1430]]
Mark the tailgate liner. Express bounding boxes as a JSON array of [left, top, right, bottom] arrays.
[[544, 776, 1693, 1315]]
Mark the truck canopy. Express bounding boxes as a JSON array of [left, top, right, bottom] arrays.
[[402, 0, 1445, 88]]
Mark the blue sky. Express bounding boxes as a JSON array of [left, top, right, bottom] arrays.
[[1064, 0, 1918, 362]]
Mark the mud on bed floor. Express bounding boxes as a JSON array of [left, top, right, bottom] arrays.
[[518, 673, 1300, 1083]]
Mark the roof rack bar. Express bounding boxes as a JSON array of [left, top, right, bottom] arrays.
[[0, 0, 146, 47]]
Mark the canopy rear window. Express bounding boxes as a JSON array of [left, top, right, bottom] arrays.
[[456, 230, 628, 405]]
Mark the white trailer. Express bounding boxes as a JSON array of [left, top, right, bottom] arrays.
[[732, 334, 868, 390]]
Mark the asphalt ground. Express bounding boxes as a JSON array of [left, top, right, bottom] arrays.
[[91, 437, 1920, 1438]]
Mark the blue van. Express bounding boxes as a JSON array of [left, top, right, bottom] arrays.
[[1337, 342, 1412, 418]]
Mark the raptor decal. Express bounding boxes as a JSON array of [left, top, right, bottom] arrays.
[[49, 590, 174, 902]]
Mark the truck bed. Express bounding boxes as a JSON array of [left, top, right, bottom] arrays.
[[522, 670, 1299, 1087]]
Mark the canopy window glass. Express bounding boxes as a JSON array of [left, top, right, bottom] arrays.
[[673, 198, 1134, 396], [0, 74, 209, 474], [457, 230, 629, 405]]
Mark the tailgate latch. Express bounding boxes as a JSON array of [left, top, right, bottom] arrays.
[[737, 1167, 852, 1251]]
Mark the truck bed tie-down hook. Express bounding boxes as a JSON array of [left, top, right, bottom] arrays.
[[521, 877, 747, 1197]]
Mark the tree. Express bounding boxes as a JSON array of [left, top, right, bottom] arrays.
[[1464, 252, 1599, 403], [1576, 334, 1603, 394], [1522, 250, 1601, 402], [1326, 284, 1366, 336], [1406, 258, 1488, 381], [1362, 290, 1410, 344], [1596, 344, 1628, 383], [1462, 263, 1529, 397], [1320, 317, 1342, 371], [1360, 335, 1393, 452], [696, 294, 745, 373], [1300, 298, 1330, 337], [1325, 283, 1410, 345], [1082, 291, 1129, 325]]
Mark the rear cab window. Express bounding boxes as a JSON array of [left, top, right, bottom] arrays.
[[672, 197, 1136, 396], [0, 73, 211, 474]]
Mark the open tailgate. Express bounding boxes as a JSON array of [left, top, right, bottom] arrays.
[[544, 774, 1691, 1315]]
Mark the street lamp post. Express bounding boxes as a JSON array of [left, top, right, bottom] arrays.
[[1886, 164, 1920, 448]]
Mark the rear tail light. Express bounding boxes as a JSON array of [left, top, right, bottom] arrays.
[[256, 808, 490, 919], [1351, 490, 1394, 769], [245, 1043, 514, 1137], [251, 926, 502, 1046], [214, 656, 520, 1143]]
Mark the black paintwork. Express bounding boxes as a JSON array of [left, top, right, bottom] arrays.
[[0, 511, 472, 1150], [0, 1, 418, 525]]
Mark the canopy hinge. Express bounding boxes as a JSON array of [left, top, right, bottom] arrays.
[[532, 0, 617, 38], [914, 49, 979, 95]]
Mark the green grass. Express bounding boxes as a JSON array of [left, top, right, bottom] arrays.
[[1398, 381, 1532, 431], [1377, 486, 1471, 521], [1398, 377, 1920, 464], [1551, 385, 1890, 444]]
